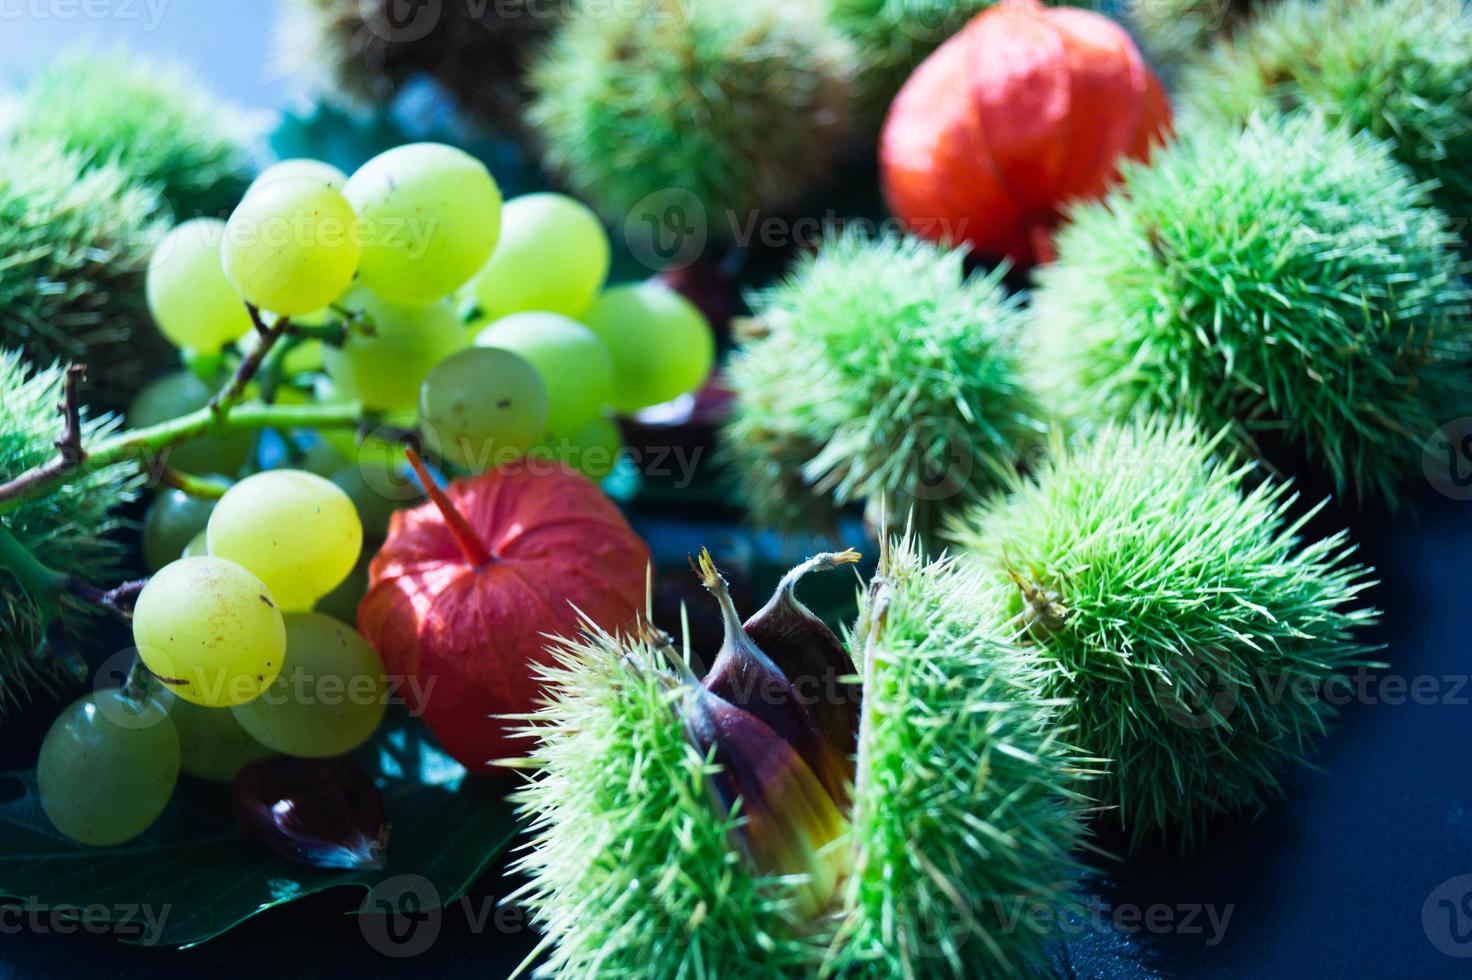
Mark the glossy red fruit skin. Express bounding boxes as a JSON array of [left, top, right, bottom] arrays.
[[359, 462, 650, 774], [880, 0, 1172, 267]]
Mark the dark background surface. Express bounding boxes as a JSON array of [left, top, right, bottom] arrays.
[[3, 2, 1472, 977]]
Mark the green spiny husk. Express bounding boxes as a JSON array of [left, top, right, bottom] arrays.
[[1029, 111, 1472, 506], [528, 0, 858, 234], [825, 0, 994, 107], [0, 351, 141, 714], [1122, 0, 1259, 81], [0, 137, 170, 410], [273, 0, 561, 131], [947, 417, 1380, 848], [512, 545, 1091, 978], [1181, 0, 1472, 223], [724, 231, 1042, 539], [6, 47, 256, 219]]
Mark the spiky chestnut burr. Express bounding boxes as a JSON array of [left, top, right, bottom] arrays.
[[0, 352, 140, 714], [512, 546, 1090, 977], [1029, 111, 1472, 505], [724, 231, 1042, 539], [825, 0, 993, 108], [1181, 0, 1472, 223], [6, 48, 256, 219], [1123, 0, 1257, 81], [0, 138, 167, 411], [947, 417, 1379, 847], [527, 0, 858, 238], [272, 0, 560, 132]]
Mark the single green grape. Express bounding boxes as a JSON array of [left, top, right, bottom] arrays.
[[207, 469, 363, 611], [466, 192, 610, 319], [313, 553, 370, 624], [331, 461, 416, 540], [344, 142, 502, 304], [581, 283, 715, 413], [142, 478, 231, 572], [248, 158, 348, 196], [233, 612, 388, 758], [168, 698, 274, 783], [181, 529, 208, 558], [133, 557, 287, 707], [147, 218, 256, 353], [530, 415, 624, 481], [129, 370, 253, 475], [221, 175, 360, 315], [38, 689, 180, 846], [474, 311, 614, 437], [320, 286, 467, 412], [420, 347, 549, 469]]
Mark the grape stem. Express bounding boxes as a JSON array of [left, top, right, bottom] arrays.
[[63, 576, 149, 622], [212, 307, 287, 414], [158, 467, 229, 500], [0, 363, 87, 507]]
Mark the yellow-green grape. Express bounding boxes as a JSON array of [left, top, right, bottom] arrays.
[[233, 612, 388, 758], [313, 553, 370, 624], [474, 311, 614, 437], [344, 142, 502, 304], [320, 286, 467, 411], [133, 557, 286, 707], [38, 689, 180, 846], [207, 469, 363, 611], [531, 415, 623, 481], [581, 283, 716, 413], [129, 370, 253, 475], [466, 192, 609, 319], [248, 158, 348, 196], [221, 175, 360, 315], [182, 530, 208, 558], [420, 347, 548, 469], [147, 218, 255, 353], [169, 699, 273, 783], [142, 478, 231, 571]]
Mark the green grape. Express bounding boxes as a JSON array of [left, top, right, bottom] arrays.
[[313, 376, 421, 461], [133, 557, 287, 707], [530, 415, 623, 481], [297, 438, 350, 477], [142, 478, 231, 572], [248, 158, 348, 195], [343, 142, 502, 304], [420, 347, 548, 469], [147, 218, 256, 353], [331, 461, 416, 540], [207, 469, 363, 611], [221, 175, 360, 315], [581, 283, 716, 413], [128, 370, 252, 476], [466, 192, 610, 319], [474, 311, 614, 437], [233, 612, 388, 758], [38, 689, 180, 846], [169, 698, 273, 783], [182, 529, 208, 558], [313, 553, 370, 624], [320, 286, 467, 412]]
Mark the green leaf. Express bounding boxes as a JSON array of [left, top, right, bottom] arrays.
[[0, 711, 519, 948]]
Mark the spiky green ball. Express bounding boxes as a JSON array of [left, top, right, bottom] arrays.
[[0, 137, 169, 410], [512, 625, 823, 978], [528, 0, 857, 234], [1181, 0, 1472, 223], [7, 48, 255, 218], [835, 536, 1090, 977], [1030, 112, 1472, 504], [273, 0, 560, 131], [1122, 0, 1255, 80], [948, 418, 1379, 846], [826, 0, 991, 104], [0, 351, 140, 714], [724, 232, 1041, 538]]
